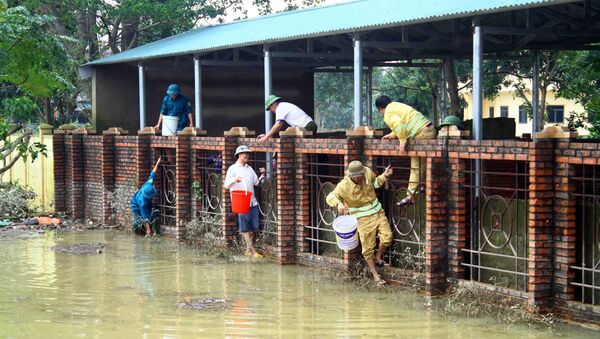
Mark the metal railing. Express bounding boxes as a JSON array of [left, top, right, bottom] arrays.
[[192, 150, 223, 227], [571, 164, 600, 306], [248, 152, 278, 247], [305, 153, 344, 258], [374, 156, 426, 272], [155, 150, 177, 227], [462, 160, 530, 291]]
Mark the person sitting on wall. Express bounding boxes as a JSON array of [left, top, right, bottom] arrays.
[[153, 84, 194, 133], [224, 145, 266, 258], [257, 95, 317, 142], [130, 157, 162, 237], [326, 160, 394, 285], [375, 95, 437, 206]]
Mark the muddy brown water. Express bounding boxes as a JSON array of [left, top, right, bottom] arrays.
[[0, 230, 597, 338]]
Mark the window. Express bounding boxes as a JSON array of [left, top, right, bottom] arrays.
[[489, 107, 495, 118], [500, 106, 509, 118], [518, 106, 527, 124], [547, 105, 564, 123]]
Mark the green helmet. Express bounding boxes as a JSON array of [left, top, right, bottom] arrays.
[[439, 115, 464, 130], [346, 160, 366, 177], [234, 145, 252, 157], [265, 95, 281, 111]]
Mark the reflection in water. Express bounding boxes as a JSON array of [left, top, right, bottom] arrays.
[[0, 230, 596, 338]]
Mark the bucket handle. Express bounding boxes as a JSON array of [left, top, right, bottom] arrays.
[[232, 180, 249, 195]]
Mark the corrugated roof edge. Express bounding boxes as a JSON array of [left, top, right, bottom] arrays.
[[85, 0, 577, 66]]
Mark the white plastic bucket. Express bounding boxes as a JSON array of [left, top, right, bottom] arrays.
[[332, 215, 358, 250], [162, 116, 179, 136]]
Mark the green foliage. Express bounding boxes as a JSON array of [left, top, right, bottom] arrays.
[[0, 6, 72, 98], [555, 51, 600, 138], [0, 182, 37, 220]]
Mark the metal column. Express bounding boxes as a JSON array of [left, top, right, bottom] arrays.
[[440, 66, 448, 122], [194, 56, 202, 129], [367, 66, 373, 126], [532, 51, 540, 135], [138, 63, 145, 130], [264, 47, 273, 174], [264, 47, 273, 132], [471, 22, 483, 280], [353, 37, 363, 128]]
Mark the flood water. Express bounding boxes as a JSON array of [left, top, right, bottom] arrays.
[[0, 230, 597, 338]]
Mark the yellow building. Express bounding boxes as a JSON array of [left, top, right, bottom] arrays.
[[462, 80, 588, 137]]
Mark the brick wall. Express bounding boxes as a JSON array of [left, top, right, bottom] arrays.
[[52, 129, 600, 326]]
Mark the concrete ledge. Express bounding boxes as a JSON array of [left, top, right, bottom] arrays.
[[177, 127, 207, 136], [535, 125, 578, 139], [346, 126, 383, 138], [71, 127, 96, 135], [224, 127, 255, 137], [103, 127, 129, 135], [138, 127, 158, 135], [280, 126, 312, 137]]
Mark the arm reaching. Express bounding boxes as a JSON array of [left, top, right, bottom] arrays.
[[257, 121, 284, 142]]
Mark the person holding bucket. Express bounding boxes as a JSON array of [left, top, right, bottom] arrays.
[[153, 84, 194, 134], [326, 160, 394, 285], [224, 145, 266, 258]]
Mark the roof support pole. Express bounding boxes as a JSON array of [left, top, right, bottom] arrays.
[[264, 46, 273, 175], [473, 24, 483, 141], [366, 65, 373, 126], [471, 20, 483, 281], [194, 56, 202, 129], [138, 63, 146, 130], [264, 47, 273, 132], [532, 51, 541, 136], [353, 37, 363, 128], [440, 66, 448, 122]]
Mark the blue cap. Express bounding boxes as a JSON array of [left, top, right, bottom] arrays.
[[141, 184, 157, 200], [166, 84, 180, 95]]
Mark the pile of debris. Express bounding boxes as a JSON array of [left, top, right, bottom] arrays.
[[0, 216, 103, 233]]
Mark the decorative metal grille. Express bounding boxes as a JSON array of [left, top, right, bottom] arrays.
[[156, 151, 177, 227], [249, 152, 278, 246], [374, 156, 426, 272], [462, 160, 529, 291], [305, 154, 344, 258], [193, 151, 223, 226], [572, 164, 600, 305]]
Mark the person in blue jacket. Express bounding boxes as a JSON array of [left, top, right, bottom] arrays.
[[153, 84, 194, 132], [131, 157, 162, 237]]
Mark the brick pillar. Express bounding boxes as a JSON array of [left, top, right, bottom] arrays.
[[554, 154, 576, 305], [66, 133, 85, 220], [135, 134, 151, 188], [447, 156, 468, 281], [278, 128, 304, 264], [175, 134, 192, 240], [101, 134, 115, 225], [53, 132, 66, 214], [424, 156, 448, 296], [527, 140, 555, 309], [294, 141, 310, 256]]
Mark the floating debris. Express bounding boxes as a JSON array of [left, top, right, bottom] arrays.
[[177, 298, 231, 311], [53, 242, 105, 255]]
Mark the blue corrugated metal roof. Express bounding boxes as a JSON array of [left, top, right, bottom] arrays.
[[87, 0, 576, 65]]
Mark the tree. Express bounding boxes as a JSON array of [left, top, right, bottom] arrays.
[[555, 51, 600, 137], [0, 3, 70, 174]]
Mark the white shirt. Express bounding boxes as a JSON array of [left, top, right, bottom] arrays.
[[275, 102, 313, 128], [224, 162, 262, 207]]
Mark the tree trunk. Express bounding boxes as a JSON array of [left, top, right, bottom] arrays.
[[443, 58, 462, 119], [121, 17, 140, 51]]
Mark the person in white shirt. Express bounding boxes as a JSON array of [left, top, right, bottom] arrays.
[[258, 95, 318, 142], [224, 145, 266, 258]]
